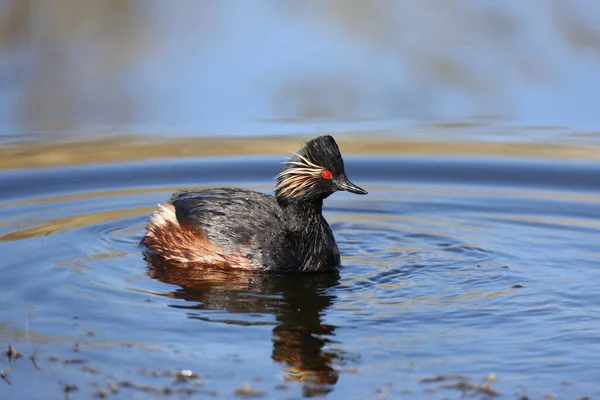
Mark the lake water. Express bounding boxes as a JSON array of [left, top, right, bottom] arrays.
[[1, 139, 599, 399], [2, 2, 600, 399]]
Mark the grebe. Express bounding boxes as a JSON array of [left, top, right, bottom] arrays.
[[142, 135, 367, 273]]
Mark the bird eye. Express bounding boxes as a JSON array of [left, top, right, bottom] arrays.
[[321, 170, 332, 179]]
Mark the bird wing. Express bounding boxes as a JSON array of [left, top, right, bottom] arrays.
[[169, 188, 285, 255]]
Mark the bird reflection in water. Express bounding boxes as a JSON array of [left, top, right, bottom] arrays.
[[145, 254, 355, 397]]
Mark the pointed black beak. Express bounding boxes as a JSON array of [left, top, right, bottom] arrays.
[[337, 177, 368, 195]]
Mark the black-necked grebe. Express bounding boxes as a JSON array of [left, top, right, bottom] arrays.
[[142, 135, 367, 273]]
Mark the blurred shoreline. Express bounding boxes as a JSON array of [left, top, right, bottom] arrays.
[[1, 133, 599, 170]]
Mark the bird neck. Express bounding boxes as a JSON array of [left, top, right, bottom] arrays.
[[279, 198, 324, 232]]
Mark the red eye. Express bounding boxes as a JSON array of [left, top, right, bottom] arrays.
[[322, 170, 332, 179]]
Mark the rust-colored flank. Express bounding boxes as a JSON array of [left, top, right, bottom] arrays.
[[142, 203, 253, 269]]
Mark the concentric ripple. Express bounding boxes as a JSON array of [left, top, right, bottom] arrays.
[[1, 156, 599, 399]]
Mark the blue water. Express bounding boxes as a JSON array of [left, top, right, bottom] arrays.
[[3, 2, 600, 137], [2, 2, 600, 399], [1, 155, 599, 399]]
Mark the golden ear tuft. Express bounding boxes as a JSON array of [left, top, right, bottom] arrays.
[[275, 151, 325, 199]]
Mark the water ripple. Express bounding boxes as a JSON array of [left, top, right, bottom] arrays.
[[0, 156, 599, 398]]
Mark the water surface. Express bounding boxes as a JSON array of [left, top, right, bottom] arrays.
[[1, 148, 599, 399], [2, 2, 600, 398]]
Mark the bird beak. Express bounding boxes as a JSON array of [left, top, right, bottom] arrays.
[[337, 177, 368, 195]]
